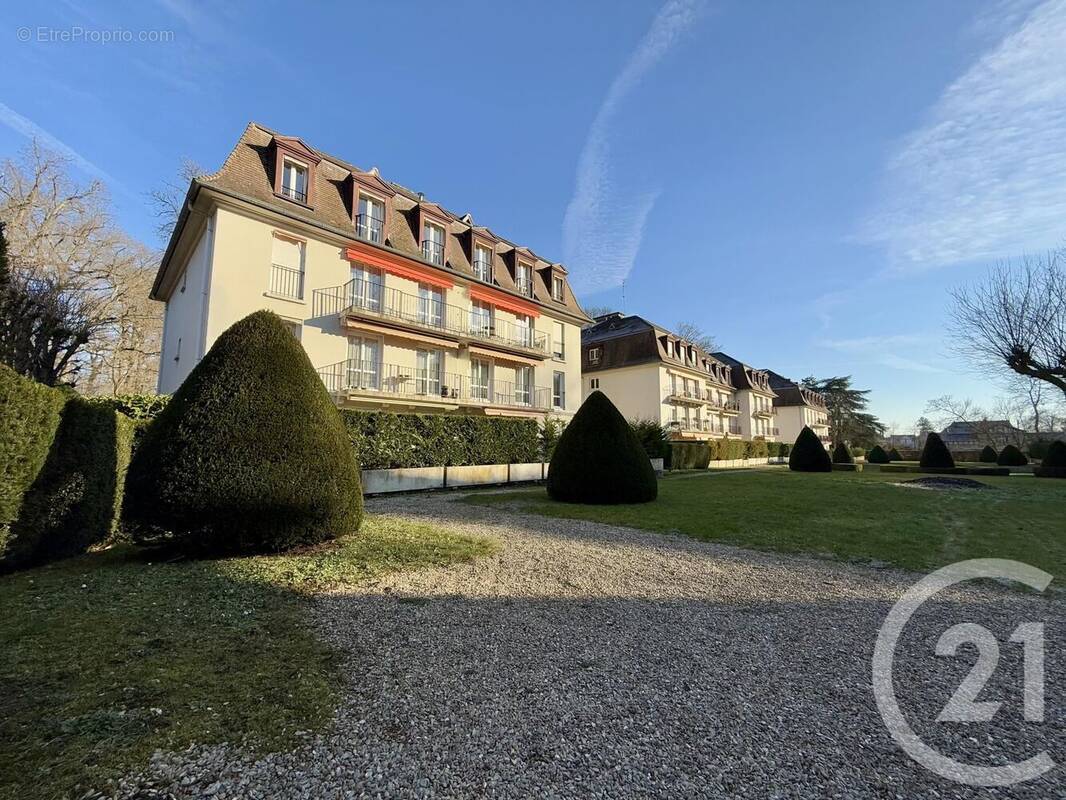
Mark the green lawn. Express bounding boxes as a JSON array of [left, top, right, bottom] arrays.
[[463, 470, 1066, 575], [0, 516, 494, 800]]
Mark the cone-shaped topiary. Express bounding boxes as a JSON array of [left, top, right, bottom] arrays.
[[888, 448, 903, 462], [919, 432, 955, 469], [832, 442, 854, 464], [124, 311, 363, 554], [996, 444, 1028, 467], [547, 391, 657, 504], [789, 426, 832, 472], [1035, 440, 1066, 478], [979, 445, 998, 463], [867, 445, 890, 464]]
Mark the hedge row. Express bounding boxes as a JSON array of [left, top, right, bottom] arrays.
[[0, 366, 135, 571], [667, 437, 789, 469], [340, 410, 540, 470], [85, 393, 171, 420]]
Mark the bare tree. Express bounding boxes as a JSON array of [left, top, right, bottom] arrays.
[[581, 305, 618, 326], [676, 321, 716, 353], [147, 157, 204, 244], [949, 250, 1066, 396], [0, 142, 162, 391]]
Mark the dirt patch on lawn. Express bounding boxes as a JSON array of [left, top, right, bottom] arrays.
[[895, 477, 994, 491]]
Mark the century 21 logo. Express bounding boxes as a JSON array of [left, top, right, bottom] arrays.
[[872, 559, 1055, 787]]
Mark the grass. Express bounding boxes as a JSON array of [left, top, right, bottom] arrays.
[[0, 515, 494, 800], [463, 469, 1066, 575]]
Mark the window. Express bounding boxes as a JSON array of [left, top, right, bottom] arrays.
[[514, 313, 533, 347], [346, 336, 381, 390], [416, 349, 442, 395], [422, 221, 445, 265], [357, 194, 385, 244], [515, 261, 533, 297], [553, 371, 565, 409], [418, 284, 443, 327], [283, 320, 302, 341], [470, 300, 493, 336], [588, 347, 601, 364], [471, 358, 491, 401], [515, 366, 532, 405], [552, 321, 565, 359], [473, 244, 493, 283], [590, 378, 599, 389], [270, 234, 305, 300], [552, 275, 564, 302], [349, 265, 383, 311], [281, 159, 308, 203]]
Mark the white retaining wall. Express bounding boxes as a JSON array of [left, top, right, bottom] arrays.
[[362, 462, 546, 495], [705, 456, 788, 470]]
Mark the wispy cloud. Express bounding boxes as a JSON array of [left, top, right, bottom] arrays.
[[860, 0, 1066, 271], [817, 333, 944, 373], [0, 101, 118, 187], [563, 0, 706, 293]]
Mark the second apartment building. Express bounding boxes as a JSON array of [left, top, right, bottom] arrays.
[[152, 123, 591, 419]]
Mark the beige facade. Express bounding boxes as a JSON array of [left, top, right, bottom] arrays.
[[775, 404, 831, 447], [154, 125, 588, 419]]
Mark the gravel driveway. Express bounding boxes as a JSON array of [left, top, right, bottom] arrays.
[[114, 491, 1063, 799]]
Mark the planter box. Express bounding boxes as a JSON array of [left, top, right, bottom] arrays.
[[650, 458, 665, 476], [446, 464, 510, 488], [363, 467, 444, 494], [509, 462, 545, 482]]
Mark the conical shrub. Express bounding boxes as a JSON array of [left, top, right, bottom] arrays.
[[867, 445, 889, 464], [996, 444, 1028, 467], [832, 442, 854, 464], [124, 311, 363, 554], [979, 445, 998, 463], [919, 432, 955, 469], [547, 391, 657, 504], [888, 448, 903, 461], [789, 426, 832, 472], [1035, 440, 1066, 478]]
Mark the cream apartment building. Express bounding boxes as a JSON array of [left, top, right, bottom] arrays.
[[152, 123, 590, 419], [768, 371, 832, 445], [580, 314, 747, 440], [710, 351, 780, 441]]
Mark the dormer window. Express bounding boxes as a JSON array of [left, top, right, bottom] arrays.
[[552, 274, 565, 302], [356, 193, 385, 244], [422, 221, 445, 266], [515, 261, 533, 297], [588, 347, 601, 364], [281, 158, 309, 203], [473, 244, 493, 282]]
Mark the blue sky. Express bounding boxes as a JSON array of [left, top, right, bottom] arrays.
[[3, 0, 1064, 430]]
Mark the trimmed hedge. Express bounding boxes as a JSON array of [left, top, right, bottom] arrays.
[[920, 433, 955, 469], [997, 444, 1028, 467], [850, 447, 866, 459], [341, 410, 539, 470], [1035, 440, 1066, 478], [767, 441, 790, 458], [669, 441, 711, 470], [979, 445, 998, 463], [745, 438, 769, 459], [867, 445, 890, 464], [547, 391, 657, 504], [85, 393, 171, 420], [888, 448, 903, 461], [124, 311, 364, 554], [790, 427, 832, 472], [832, 442, 855, 464]]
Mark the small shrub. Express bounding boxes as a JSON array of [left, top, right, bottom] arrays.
[[867, 445, 889, 464], [540, 416, 566, 461], [789, 427, 832, 472], [997, 444, 1028, 467], [979, 445, 998, 463], [631, 418, 670, 461], [1035, 440, 1066, 478], [850, 446, 866, 459], [124, 311, 363, 554], [888, 447, 903, 461], [1027, 439, 1050, 461], [85, 393, 171, 420], [669, 441, 710, 470], [547, 391, 657, 504], [832, 442, 855, 464], [745, 438, 769, 459], [713, 437, 745, 461], [919, 433, 955, 469]]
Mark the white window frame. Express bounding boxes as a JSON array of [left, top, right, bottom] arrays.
[[515, 261, 533, 297], [473, 244, 493, 283], [349, 265, 383, 312], [347, 335, 382, 390], [552, 275, 564, 302], [552, 321, 565, 360], [471, 357, 492, 401], [281, 158, 309, 203], [422, 221, 445, 265], [470, 300, 493, 336], [418, 283, 444, 327], [416, 349, 443, 396], [552, 371, 565, 409], [588, 347, 601, 364], [357, 192, 385, 244]]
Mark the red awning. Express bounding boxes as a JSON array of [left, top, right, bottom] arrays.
[[468, 285, 540, 318], [345, 242, 454, 289]]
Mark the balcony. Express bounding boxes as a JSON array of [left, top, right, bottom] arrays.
[[670, 419, 742, 436], [313, 279, 550, 358], [753, 407, 775, 418], [269, 264, 304, 300], [317, 359, 551, 411], [422, 239, 445, 266], [665, 389, 705, 406], [708, 399, 741, 415], [355, 213, 384, 245]]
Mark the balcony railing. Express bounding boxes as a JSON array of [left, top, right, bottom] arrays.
[[422, 239, 445, 266], [710, 400, 741, 414], [753, 407, 775, 418], [665, 389, 705, 404], [281, 183, 307, 203], [270, 264, 304, 300], [313, 278, 550, 355], [317, 359, 551, 410], [515, 277, 533, 297], [355, 213, 385, 244], [472, 260, 493, 282], [672, 419, 743, 435]]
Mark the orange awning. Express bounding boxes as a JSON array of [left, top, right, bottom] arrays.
[[467, 345, 540, 366], [345, 242, 454, 289], [344, 319, 459, 350], [468, 285, 540, 318]]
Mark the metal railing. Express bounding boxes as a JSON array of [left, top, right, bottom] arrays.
[[281, 183, 307, 203], [753, 407, 776, 417], [422, 239, 445, 265], [472, 259, 493, 282], [317, 359, 551, 410], [673, 419, 742, 435], [515, 277, 534, 297], [665, 389, 704, 402], [270, 264, 304, 299], [313, 278, 550, 353], [709, 399, 741, 413], [355, 213, 384, 244]]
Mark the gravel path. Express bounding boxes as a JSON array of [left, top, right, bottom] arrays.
[[109, 492, 1063, 799]]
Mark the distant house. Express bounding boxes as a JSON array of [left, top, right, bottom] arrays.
[[885, 434, 919, 450], [939, 420, 1029, 448]]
